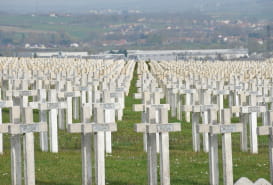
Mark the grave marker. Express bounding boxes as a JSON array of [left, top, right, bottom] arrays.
[[197, 109, 244, 185], [67, 105, 117, 185], [1, 107, 47, 185], [135, 105, 181, 185]]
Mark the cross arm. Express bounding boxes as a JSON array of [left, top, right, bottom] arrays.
[[67, 122, 117, 133], [171, 89, 179, 94], [133, 104, 144, 112], [0, 124, 11, 133], [263, 97, 273, 103], [8, 122, 48, 134], [6, 90, 37, 97], [67, 123, 85, 133], [184, 105, 218, 112], [39, 102, 67, 110], [110, 92, 123, 98], [0, 100, 13, 108], [197, 123, 243, 134], [116, 87, 125, 92], [257, 126, 272, 135], [241, 106, 267, 113], [58, 91, 81, 98], [212, 89, 229, 95], [28, 102, 39, 109], [134, 93, 142, 99], [94, 103, 120, 110], [74, 86, 92, 91], [199, 104, 218, 112], [231, 106, 241, 113], [180, 89, 196, 94], [135, 123, 181, 133], [181, 105, 193, 112], [83, 123, 117, 133]]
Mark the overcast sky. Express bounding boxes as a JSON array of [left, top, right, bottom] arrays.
[[0, 0, 270, 14], [0, 0, 191, 13]]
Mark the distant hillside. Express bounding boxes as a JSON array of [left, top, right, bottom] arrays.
[[0, 0, 273, 19]]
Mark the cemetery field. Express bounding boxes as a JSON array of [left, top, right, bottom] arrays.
[[0, 63, 271, 185]]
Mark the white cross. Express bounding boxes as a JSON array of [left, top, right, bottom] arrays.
[[0, 107, 47, 185], [67, 105, 117, 185], [198, 109, 244, 185], [135, 105, 181, 185], [29, 89, 67, 153]]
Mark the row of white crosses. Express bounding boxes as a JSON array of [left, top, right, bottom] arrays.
[[0, 58, 135, 185], [148, 59, 273, 184], [197, 108, 273, 185], [0, 58, 134, 155], [63, 61, 135, 185], [149, 60, 273, 154], [0, 101, 118, 185], [134, 62, 164, 152], [133, 61, 181, 185]]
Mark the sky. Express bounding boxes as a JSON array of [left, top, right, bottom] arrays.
[[0, 0, 192, 13], [0, 0, 271, 14]]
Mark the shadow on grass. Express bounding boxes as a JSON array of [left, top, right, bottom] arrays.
[[36, 181, 74, 185]]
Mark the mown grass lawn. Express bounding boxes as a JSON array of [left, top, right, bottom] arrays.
[[0, 64, 271, 184]]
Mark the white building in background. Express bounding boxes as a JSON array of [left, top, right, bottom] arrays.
[[61, 52, 88, 57], [35, 52, 59, 58], [127, 49, 249, 61], [16, 51, 89, 58], [16, 49, 249, 60]]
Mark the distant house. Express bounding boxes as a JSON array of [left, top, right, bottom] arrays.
[[49, 13, 57, 17], [70, 43, 79, 48], [24, 43, 47, 49]]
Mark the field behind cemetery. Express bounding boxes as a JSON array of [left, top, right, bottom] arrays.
[[0, 63, 271, 185]]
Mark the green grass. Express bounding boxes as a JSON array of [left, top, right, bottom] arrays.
[[0, 64, 271, 184]]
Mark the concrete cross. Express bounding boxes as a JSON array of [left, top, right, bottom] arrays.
[[198, 109, 244, 185], [67, 104, 117, 185], [57, 81, 81, 129], [225, 81, 243, 116], [90, 80, 101, 104], [212, 89, 229, 121], [166, 83, 181, 118], [135, 105, 181, 185], [0, 99, 13, 154], [32, 89, 48, 152], [6, 88, 37, 109], [0, 107, 47, 185], [29, 89, 67, 153], [94, 101, 120, 154], [133, 91, 164, 152], [182, 92, 218, 152], [110, 88, 125, 120], [179, 88, 197, 122], [74, 84, 93, 116], [231, 94, 266, 153], [134, 89, 164, 121]]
